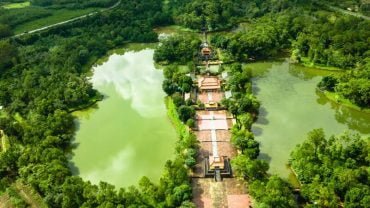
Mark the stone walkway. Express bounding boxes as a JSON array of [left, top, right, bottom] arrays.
[[192, 75, 252, 207]]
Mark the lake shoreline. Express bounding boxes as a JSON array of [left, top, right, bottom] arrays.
[[71, 48, 177, 188]]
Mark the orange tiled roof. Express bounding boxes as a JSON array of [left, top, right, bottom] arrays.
[[198, 77, 221, 90]]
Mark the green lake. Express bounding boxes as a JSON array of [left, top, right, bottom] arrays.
[[70, 48, 177, 187], [249, 59, 370, 178]]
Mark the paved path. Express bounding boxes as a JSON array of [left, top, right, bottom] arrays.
[[193, 76, 251, 207], [0, 130, 7, 152], [13, 0, 121, 38], [209, 112, 219, 157], [315, 1, 370, 20]]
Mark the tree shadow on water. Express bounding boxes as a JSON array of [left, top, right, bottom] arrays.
[[256, 106, 269, 125], [258, 153, 272, 164], [252, 126, 263, 136], [68, 161, 81, 175], [335, 107, 370, 134]]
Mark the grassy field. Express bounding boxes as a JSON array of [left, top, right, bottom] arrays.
[[300, 57, 343, 71], [2, 1, 30, 9], [322, 90, 370, 113], [14, 7, 99, 34]]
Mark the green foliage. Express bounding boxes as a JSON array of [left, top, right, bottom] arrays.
[[165, 97, 199, 171], [6, 186, 27, 208], [154, 35, 200, 64], [318, 75, 339, 92], [237, 113, 254, 130], [223, 12, 297, 60], [222, 64, 260, 117], [335, 68, 370, 108], [179, 200, 197, 208], [290, 129, 370, 206], [177, 105, 195, 123], [2, 0, 369, 206], [185, 118, 196, 128], [231, 127, 259, 158], [232, 154, 268, 181], [292, 14, 370, 69], [0, 40, 17, 73], [0, 23, 13, 38], [0, 0, 199, 207], [249, 176, 298, 208], [163, 79, 178, 96], [166, 0, 310, 31], [162, 65, 194, 96], [344, 185, 370, 208], [318, 67, 370, 108], [223, 93, 260, 116], [0, 6, 51, 28], [172, 92, 185, 107], [178, 75, 193, 93]]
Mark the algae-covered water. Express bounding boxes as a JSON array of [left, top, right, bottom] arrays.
[[249, 60, 370, 178], [71, 48, 176, 187]]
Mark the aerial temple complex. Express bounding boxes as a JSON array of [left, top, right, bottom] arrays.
[[188, 25, 251, 208]]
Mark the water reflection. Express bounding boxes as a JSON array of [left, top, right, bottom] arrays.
[[71, 47, 177, 188], [249, 59, 370, 177], [92, 50, 166, 118], [335, 107, 370, 134], [83, 146, 136, 184], [316, 90, 370, 134]]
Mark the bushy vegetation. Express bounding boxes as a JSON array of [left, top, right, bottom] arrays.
[[0, 23, 13, 38], [318, 66, 370, 108], [214, 13, 297, 60], [290, 129, 370, 207], [1, 0, 369, 206], [160, 64, 198, 127], [154, 35, 201, 64], [0, 7, 52, 29], [0, 0, 195, 207], [165, 97, 199, 170], [292, 13, 370, 69], [165, 0, 312, 31], [222, 63, 260, 116]]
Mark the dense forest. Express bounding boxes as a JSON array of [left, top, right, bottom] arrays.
[[0, 0, 196, 207], [0, 0, 369, 207], [291, 129, 369, 207]]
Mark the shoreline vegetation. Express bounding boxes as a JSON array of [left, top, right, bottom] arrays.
[[0, 0, 369, 207], [317, 88, 370, 114], [298, 57, 344, 71]]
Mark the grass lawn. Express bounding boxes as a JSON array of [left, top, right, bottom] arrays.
[[2, 1, 30, 9], [14, 7, 99, 34], [323, 90, 370, 113], [300, 57, 342, 71]]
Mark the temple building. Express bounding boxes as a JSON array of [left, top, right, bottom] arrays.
[[197, 76, 223, 109]]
